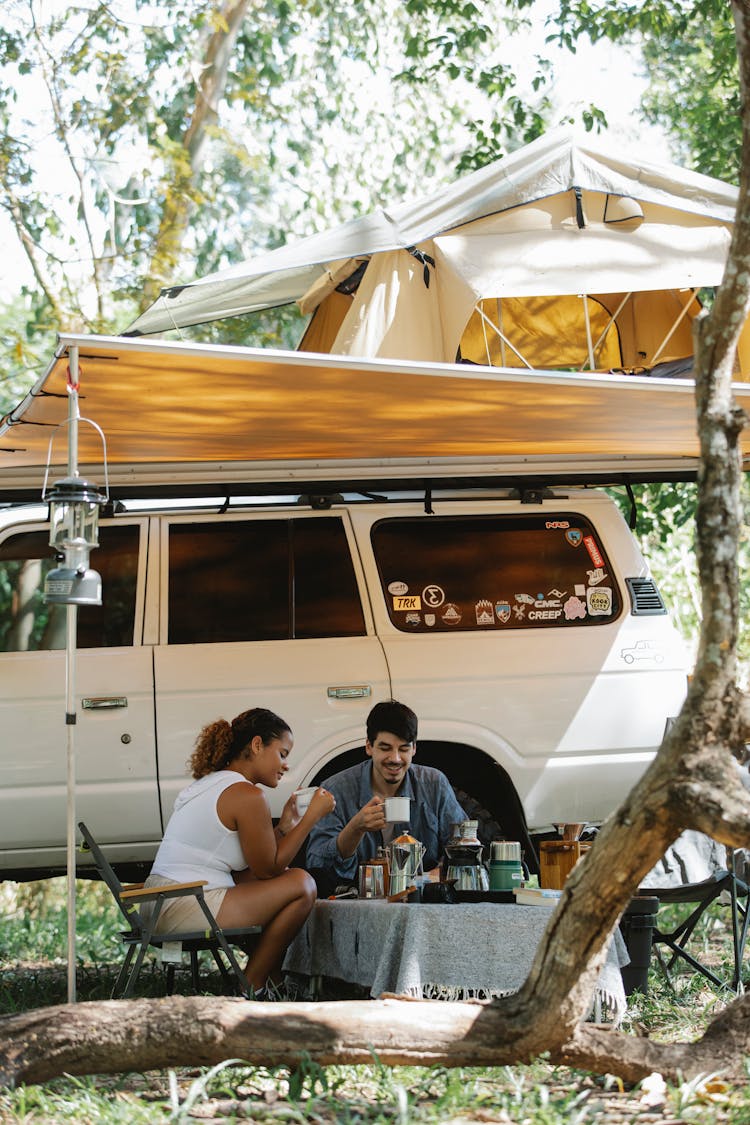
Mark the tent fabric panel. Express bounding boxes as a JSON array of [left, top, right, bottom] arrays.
[[459, 296, 623, 371], [331, 246, 448, 362], [298, 290, 352, 353], [433, 223, 730, 299]]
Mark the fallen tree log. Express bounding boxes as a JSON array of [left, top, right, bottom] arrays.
[[2, 991, 750, 1089]]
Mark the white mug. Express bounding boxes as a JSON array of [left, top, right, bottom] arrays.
[[293, 787, 318, 815], [383, 795, 411, 823]]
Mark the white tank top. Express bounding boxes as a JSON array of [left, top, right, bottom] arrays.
[[150, 770, 252, 888]]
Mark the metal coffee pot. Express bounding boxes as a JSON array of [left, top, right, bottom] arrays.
[[444, 819, 489, 892], [386, 833, 426, 895]]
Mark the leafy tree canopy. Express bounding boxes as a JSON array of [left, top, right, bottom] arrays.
[[514, 0, 740, 181], [0, 0, 560, 395]]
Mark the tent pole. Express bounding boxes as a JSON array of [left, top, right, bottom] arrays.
[[582, 294, 595, 370], [497, 299, 506, 367], [651, 288, 699, 366], [65, 604, 78, 1004], [585, 292, 633, 371], [473, 304, 532, 368]]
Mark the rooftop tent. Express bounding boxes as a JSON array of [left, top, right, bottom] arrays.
[[125, 128, 750, 378]]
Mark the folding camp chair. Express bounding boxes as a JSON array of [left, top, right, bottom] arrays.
[[78, 821, 261, 999], [639, 834, 750, 993]]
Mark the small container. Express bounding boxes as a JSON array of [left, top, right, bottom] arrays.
[[358, 863, 386, 899], [383, 795, 411, 823], [293, 787, 318, 815], [489, 840, 523, 891]]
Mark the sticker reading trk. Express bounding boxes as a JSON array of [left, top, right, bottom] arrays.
[[393, 595, 421, 611]]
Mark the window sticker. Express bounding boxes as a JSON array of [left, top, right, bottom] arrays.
[[475, 600, 495, 625], [527, 591, 564, 621], [587, 586, 613, 616], [564, 595, 587, 620], [394, 595, 421, 611], [371, 512, 621, 633], [583, 535, 604, 568]]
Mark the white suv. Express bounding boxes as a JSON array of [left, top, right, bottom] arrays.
[[0, 486, 688, 879]]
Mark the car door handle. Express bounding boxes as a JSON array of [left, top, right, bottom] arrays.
[[327, 685, 372, 700], [82, 696, 128, 710]]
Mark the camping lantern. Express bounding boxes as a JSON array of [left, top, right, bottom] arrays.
[[44, 476, 107, 606]]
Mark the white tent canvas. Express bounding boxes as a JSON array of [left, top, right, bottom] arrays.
[[126, 128, 748, 378]]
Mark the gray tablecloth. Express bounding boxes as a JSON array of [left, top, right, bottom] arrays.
[[283, 900, 628, 1020]]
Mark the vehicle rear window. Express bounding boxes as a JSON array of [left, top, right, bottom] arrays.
[[0, 523, 140, 651], [168, 516, 366, 644], [371, 514, 620, 631]]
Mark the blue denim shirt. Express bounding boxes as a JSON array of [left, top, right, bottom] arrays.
[[305, 760, 467, 880]]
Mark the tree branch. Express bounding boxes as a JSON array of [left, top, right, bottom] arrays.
[[3, 993, 750, 1090]]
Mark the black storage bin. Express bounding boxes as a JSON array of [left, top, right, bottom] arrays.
[[619, 895, 659, 995]]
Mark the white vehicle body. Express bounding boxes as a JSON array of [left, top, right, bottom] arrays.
[[0, 488, 688, 878]]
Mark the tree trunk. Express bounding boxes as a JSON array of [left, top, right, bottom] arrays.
[[141, 0, 250, 307], [3, 992, 750, 1089]]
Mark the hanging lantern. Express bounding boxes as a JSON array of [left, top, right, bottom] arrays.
[[44, 476, 107, 606]]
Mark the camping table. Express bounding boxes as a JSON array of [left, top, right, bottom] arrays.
[[282, 899, 628, 1018]]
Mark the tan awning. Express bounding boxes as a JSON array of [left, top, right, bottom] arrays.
[[1, 333, 748, 498]]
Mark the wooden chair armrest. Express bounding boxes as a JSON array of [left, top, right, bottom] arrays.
[[122, 882, 145, 892], [120, 879, 208, 901]]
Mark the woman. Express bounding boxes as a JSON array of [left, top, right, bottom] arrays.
[[145, 706, 335, 998]]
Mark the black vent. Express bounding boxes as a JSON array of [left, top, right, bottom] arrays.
[[626, 577, 667, 616]]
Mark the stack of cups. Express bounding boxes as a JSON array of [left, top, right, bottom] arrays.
[[489, 841, 524, 891]]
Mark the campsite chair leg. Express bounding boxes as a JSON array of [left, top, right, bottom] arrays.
[[657, 898, 717, 976], [195, 896, 249, 997], [653, 928, 726, 990], [190, 951, 200, 993], [208, 946, 234, 985], [122, 894, 166, 999], [112, 945, 137, 1000]]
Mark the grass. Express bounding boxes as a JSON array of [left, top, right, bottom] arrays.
[[1, 879, 750, 1122]]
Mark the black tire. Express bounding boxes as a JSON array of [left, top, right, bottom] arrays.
[[451, 787, 504, 852]]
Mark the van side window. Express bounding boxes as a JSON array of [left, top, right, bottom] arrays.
[[168, 517, 365, 644], [292, 518, 365, 638], [0, 524, 140, 651], [371, 514, 620, 632]]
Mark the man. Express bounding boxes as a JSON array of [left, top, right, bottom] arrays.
[[305, 699, 467, 888]]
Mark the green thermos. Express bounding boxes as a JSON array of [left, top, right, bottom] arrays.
[[489, 841, 524, 891]]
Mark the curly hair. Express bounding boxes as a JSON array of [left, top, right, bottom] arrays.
[[189, 707, 292, 779]]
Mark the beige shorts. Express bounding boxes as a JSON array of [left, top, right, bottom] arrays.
[[140, 873, 229, 935]]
